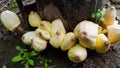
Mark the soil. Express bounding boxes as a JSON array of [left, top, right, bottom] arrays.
[[0, 0, 120, 68]]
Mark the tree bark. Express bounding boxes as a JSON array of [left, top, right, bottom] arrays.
[[36, 0, 105, 32]]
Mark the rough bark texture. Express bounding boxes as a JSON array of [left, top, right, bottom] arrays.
[[36, 0, 105, 32]]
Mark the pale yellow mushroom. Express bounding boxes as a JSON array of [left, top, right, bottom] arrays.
[[28, 11, 42, 27], [31, 37, 47, 52], [35, 28, 50, 40], [74, 20, 98, 50], [68, 44, 87, 63], [49, 31, 65, 48], [101, 20, 119, 34], [107, 24, 120, 44], [103, 6, 116, 27], [21, 31, 37, 45], [51, 19, 66, 35], [0, 10, 21, 31], [95, 34, 110, 54], [38, 21, 51, 33], [61, 32, 77, 51]]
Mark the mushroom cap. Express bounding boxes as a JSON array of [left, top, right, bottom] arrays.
[[1, 10, 21, 31]]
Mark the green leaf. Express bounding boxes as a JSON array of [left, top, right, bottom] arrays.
[[28, 59, 34, 66], [39, 60, 43, 64], [95, 13, 101, 18], [45, 59, 48, 62], [48, 60, 53, 63], [44, 63, 48, 68], [25, 63, 29, 68], [23, 52, 29, 58], [97, 9, 101, 13], [30, 51, 39, 57], [9, 3, 18, 10], [2, 65, 7, 68], [23, 49, 28, 52], [16, 46, 22, 51], [20, 49, 25, 54], [91, 13, 96, 18], [11, 55, 24, 62]]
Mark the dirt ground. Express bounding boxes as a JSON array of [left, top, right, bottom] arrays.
[[0, 0, 120, 68]]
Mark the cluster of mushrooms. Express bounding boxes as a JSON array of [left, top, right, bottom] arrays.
[[0, 6, 119, 63]]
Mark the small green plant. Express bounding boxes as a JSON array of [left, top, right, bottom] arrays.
[[11, 46, 53, 68], [9, 3, 18, 10], [39, 56, 53, 68], [11, 46, 39, 68], [1, 65, 7, 68], [91, 8, 106, 26]]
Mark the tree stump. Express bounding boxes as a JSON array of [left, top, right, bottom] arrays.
[[36, 0, 105, 32]]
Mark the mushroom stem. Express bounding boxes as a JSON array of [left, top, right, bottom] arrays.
[[17, 26, 25, 33]]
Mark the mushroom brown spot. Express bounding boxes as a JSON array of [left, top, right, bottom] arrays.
[[56, 31, 61, 35], [71, 35, 76, 41], [39, 32, 42, 36], [75, 56, 81, 61], [105, 41, 110, 46], [35, 28, 50, 40], [80, 31, 88, 39], [40, 23, 45, 26]]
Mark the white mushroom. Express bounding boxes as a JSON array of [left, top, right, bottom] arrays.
[[74, 20, 98, 50], [31, 37, 47, 52], [0, 10, 21, 31], [49, 31, 65, 48], [68, 44, 87, 63], [51, 19, 66, 35], [28, 11, 42, 27], [35, 28, 50, 40], [95, 34, 110, 54], [21, 31, 37, 45], [61, 32, 77, 51]]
